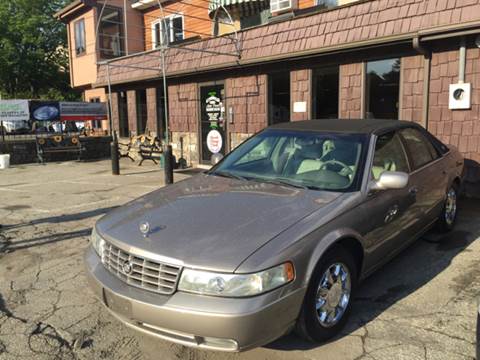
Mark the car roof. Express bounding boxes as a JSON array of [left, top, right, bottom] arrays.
[[267, 119, 417, 135]]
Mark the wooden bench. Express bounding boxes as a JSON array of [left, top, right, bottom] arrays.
[[36, 135, 84, 163]]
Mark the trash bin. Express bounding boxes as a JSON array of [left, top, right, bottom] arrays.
[[0, 154, 10, 169]]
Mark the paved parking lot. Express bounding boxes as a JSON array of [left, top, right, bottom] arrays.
[[0, 160, 478, 360]]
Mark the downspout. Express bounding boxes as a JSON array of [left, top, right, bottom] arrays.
[[413, 36, 431, 130], [458, 36, 467, 83]]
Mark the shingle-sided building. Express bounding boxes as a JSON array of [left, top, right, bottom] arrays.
[[57, 0, 480, 174]]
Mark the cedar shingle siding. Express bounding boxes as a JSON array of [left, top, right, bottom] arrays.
[[97, 0, 480, 85]]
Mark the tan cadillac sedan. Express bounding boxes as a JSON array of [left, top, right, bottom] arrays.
[[85, 119, 464, 352]]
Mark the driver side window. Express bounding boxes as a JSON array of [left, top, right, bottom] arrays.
[[372, 132, 410, 180]]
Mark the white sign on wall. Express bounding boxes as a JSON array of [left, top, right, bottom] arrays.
[[0, 100, 30, 122], [206, 129, 223, 154], [293, 101, 307, 113], [60, 102, 107, 121]]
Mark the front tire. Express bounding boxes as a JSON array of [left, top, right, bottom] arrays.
[[437, 184, 459, 232], [295, 246, 357, 343]]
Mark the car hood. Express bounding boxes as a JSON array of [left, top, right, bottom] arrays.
[[96, 174, 342, 272]]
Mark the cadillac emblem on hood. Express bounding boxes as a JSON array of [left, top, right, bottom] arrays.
[[139, 221, 150, 237]]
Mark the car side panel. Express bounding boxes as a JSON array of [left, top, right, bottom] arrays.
[[413, 158, 449, 228], [354, 186, 417, 274]]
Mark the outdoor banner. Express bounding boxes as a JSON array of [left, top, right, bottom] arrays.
[[30, 101, 60, 122], [0, 100, 30, 122], [60, 102, 107, 121]]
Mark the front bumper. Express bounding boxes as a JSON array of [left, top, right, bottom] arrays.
[[84, 246, 306, 352]]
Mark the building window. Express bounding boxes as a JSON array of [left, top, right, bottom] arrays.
[[312, 66, 339, 119], [74, 19, 86, 56], [118, 91, 129, 138], [152, 15, 184, 49], [89, 97, 102, 129], [268, 72, 290, 124], [315, 0, 338, 7], [136, 89, 148, 134], [270, 0, 291, 12], [98, 6, 124, 59], [315, 0, 360, 8], [365, 58, 400, 120]]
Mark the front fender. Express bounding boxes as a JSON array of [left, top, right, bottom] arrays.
[[304, 228, 365, 286]]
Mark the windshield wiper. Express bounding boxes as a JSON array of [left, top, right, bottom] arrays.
[[210, 170, 249, 181], [254, 178, 309, 190]]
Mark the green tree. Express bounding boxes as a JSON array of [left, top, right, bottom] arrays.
[[0, 0, 80, 100]]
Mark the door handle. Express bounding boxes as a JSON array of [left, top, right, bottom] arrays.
[[409, 186, 418, 195], [384, 204, 399, 223]]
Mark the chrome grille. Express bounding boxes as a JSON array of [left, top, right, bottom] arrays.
[[101, 242, 181, 295]]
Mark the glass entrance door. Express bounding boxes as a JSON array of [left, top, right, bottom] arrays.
[[200, 84, 226, 163]]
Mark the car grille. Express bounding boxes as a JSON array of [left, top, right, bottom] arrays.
[[101, 242, 182, 295]]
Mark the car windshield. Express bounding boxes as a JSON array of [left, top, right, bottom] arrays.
[[210, 130, 368, 192]]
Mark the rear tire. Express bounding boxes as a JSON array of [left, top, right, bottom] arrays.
[[436, 183, 459, 232], [295, 246, 357, 343]]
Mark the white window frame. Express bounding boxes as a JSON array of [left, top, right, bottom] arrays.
[[270, 0, 291, 12], [151, 14, 184, 49]]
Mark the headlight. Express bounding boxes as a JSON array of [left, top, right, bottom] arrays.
[[178, 262, 295, 297], [90, 227, 106, 258]]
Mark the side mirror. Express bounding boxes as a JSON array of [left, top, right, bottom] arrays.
[[369, 171, 409, 191]]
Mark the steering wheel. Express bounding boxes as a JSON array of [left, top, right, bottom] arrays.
[[320, 160, 353, 176]]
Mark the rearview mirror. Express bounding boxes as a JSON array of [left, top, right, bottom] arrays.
[[369, 171, 409, 191]]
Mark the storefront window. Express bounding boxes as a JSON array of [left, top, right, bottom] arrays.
[[98, 6, 124, 59], [136, 90, 147, 134], [365, 58, 400, 120], [312, 66, 339, 119], [118, 91, 129, 138], [268, 72, 290, 124], [156, 87, 168, 141]]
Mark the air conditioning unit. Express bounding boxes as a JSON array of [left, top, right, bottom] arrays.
[[449, 83, 471, 110]]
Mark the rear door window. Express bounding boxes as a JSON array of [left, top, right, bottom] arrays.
[[400, 128, 438, 170]]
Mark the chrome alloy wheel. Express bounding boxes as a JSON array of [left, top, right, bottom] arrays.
[[445, 188, 457, 226], [315, 263, 351, 328]]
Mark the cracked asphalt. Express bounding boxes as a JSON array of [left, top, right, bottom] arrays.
[[0, 160, 479, 360]]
